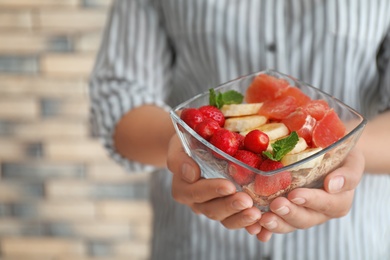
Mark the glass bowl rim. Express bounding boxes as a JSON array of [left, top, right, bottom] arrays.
[[170, 69, 368, 176]]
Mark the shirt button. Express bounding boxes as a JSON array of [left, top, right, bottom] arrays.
[[267, 43, 277, 52]]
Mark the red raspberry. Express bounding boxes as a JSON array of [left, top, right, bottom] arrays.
[[228, 150, 262, 185], [254, 159, 291, 196], [180, 108, 204, 129], [199, 105, 225, 127], [194, 118, 221, 141], [210, 128, 240, 158]]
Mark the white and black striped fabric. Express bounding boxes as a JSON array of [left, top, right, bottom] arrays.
[[89, 1, 390, 259]]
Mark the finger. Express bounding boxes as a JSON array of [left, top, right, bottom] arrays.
[[259, 206, 297, 233], [192, 192, 254, 221], [262, 197, 328, 231], [245, 222, 262, 235], [256, 228, 274, 242], [220, 207, 262, 229], [324, 147, 364, 194], [167, 134, 201, 183], [171, 176, 236, 205], [287, 187, 355, 218], [255, 149, 363, 233], [262, 188, 353, 232]]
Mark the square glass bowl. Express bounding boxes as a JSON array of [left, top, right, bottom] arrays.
[[170, 70, 367, 212]]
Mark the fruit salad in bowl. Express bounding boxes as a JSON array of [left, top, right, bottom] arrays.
[[170, 70, 367, 212]]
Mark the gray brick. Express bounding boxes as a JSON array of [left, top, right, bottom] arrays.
[[87, 240, 113, 257], [21, 222, 46, 236], [40, 98, 61, 118], [0, 204, 11, 217], [11, 203, 38, 218], [92, 183, 150, 200], [0, 220, 45, 236], [25, 183, 45, 198], [48, 36, 73, 52], [82, 0, 112, 8], [25, 142, 44, 158], [2, 163, 85, 179], [46, 222, 73, 237], [0, 55, 38, 74], [0, 120, 14, 136], [0, 182, 45, 202]]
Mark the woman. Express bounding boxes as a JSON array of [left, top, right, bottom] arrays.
[[89, 1, 390, 259]]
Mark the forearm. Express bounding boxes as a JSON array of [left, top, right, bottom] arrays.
[[114, 105, 176, 168], [357, 110, 390, 174]]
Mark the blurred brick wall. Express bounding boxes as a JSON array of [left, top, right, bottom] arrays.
[[0, 1, 152, 259]]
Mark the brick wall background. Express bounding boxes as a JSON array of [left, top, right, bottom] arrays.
[[0, 1, 152, 259]]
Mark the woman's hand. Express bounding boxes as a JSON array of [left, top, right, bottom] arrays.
[[246, 148, 365, 242], [167, 134, 262, 229]]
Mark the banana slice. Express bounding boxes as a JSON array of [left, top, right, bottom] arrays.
[[221, 103, 263, 117], [241, 122, 289, 140], [287, 137, 308, 154], [266, 136, 308, 154], [224, 115, 267, 132], [281, 147, 323, 168]]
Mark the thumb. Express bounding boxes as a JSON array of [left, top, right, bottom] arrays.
[[323, 147, 364, 194], [167, 134, 201, 183]]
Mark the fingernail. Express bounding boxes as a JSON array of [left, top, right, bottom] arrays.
[[264, 220, 277, 230], [248, 224, 262, 235], [329, 175, 345, 192], [182, 163, 196, 182], [275, 206, 289, 216], [232, 200, 249, 210], [244, 214, 259, 223], [246, 222, 262, 235], [262, 231, 273, 242], [217, 187, 235, 196], [291, 197, 306, 205]]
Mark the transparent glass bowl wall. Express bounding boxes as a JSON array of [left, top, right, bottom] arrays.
[[170, 70, 367, 212]]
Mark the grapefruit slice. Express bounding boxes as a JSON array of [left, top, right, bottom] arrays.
[[258, 96, 298, 120], [245, 74, 289, 103], [279, 86, 311, 107], [312, 109, 346, 148], [281, 108, 316, 146], [303, 99, 330, 121]]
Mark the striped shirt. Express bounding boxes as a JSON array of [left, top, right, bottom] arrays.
[[89, 0, 390, 259]]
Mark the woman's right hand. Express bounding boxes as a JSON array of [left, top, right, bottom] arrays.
[[167, 134, 263, 230]]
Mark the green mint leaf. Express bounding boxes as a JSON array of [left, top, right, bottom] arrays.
[[221, 90, 244, 105], [262, 151, 275, 161], [209, 89, 217, 107], [263, 131, 299, 161], [216, 93, 224, 108], [209, 89, 243, 109]]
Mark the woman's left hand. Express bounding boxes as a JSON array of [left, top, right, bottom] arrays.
[[245, 148, 365, 242]]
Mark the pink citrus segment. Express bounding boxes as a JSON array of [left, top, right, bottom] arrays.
[[257, 96, 298, 120], [303, 99, 330, 121], [245, 74, 289, 103], [312, 109, 346, 148], [281, 108, 316, 146], [279, 86, 311, 107]]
